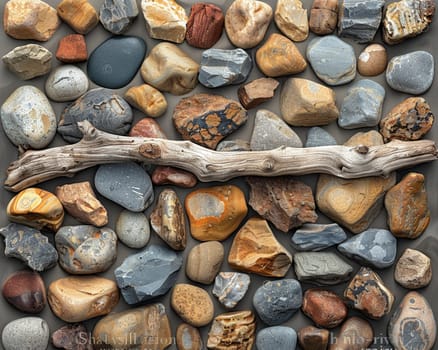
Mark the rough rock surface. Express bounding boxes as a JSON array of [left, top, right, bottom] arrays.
[[99, 0, 139, 34], [275, 0, 309, 41], [309, 0, 338, 35], [51, 324, 93, 350], [124, 84, 167, 118], [1, 317, 50, 350], [186, 3, 224, 48], [57, 0, 98, 34], [302, 289, 347, 328], [238, 77, 279, 109], [256, 327, 298, 350], [394, 248, 432, 289], [56, 34, 88, 63], [213, 272, 250, 309]]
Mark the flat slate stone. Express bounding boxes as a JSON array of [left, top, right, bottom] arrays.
[[88, 36, 146, 89], [199, 48, 252, 88], [114, 244, 183, 304], [100, 0, 139, 34], [95, 162, 154, 212], [338, 228, 397, 268], [256, 326, 297, 350], [386, 51, 434, 95], [305, 127, 337, 147], [291, 223, 347, 251]]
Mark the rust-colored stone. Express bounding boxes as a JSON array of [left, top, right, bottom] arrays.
[[129, 118, 167, 138], [309, 0, 338, 35], [238, 78, 279, 109], [56, 34, 88, 63], [186, 3, 224, 48], [152, 166, 198, 188], [298, 326, 329, 350], [57, 0, 98, 34], [302, 289, 347, 328]]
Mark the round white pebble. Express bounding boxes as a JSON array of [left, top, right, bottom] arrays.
[[116, 210, 150, 248], [45, 65, 89, 102], [2, 317, 50, 350]]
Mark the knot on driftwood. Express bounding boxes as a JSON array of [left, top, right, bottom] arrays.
[[355, 145, 369, 154], [78, 121, 97, 141], [139, 143, 162, 159]]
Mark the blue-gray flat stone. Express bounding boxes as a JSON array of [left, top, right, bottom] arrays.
[[256, 326, 297, 350], [212, 272, 250, 309], [338, 228, 397, 268], [95, 162, 154, 212], [253, 279, 302, 326], [199, 48, 252, 88], [99, 0, 139, 34], [305, 127, 337, 147], [338, 0, 385, 43], [338, 79, 385, 129], [58, 88, 133, 143], [0, 223, 58, 271], [386, 51, 434, 95], [306, 36, 356, 86], [88, 36, 146, 89], [114, 244, 183, 304], [292, 223, 347, 251]]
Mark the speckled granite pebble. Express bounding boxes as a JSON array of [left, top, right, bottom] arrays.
[[115, 210, 150, 249], [213, 272, 250, 309], [1, 317, 49, 350], [256, 326, 297, 350], [99, 0, 139, 34], [292, 223, 347, 251], [305, 127, 337, 147], [45, 65, 89, 102]]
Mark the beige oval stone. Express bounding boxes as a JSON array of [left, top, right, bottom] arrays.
[[275, 0, 309, 42], [141, 42, 199, 95], [329, 317, 373, 350], [48, 276, 119, 323], [394, 248, 432, 289], [124, 84, 167, 118], [57, 0, 98, 35], [186, 241, 224, 284], [358, 44, 387, 76], [171, 284, 214, 327], [225, 0, 273, 49], [176, 323, 203, 350]]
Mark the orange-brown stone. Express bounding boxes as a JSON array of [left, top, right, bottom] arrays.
[[329, 317, 373, 350], [298, 326, 329, 350], [56, 34, 88, 63], [302, 289, 347, 328], [57, 0, 99, 34]]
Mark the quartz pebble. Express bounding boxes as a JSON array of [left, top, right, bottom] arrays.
[[185, 185, 247, 241], [228, 217, 292, 277], [95, 162, 154, 212], [386, 51, 434, 95], [280, 78, 339, 126], [250, 110, 303, 150], [99, 0, 139, 34], [45, 65, 88, 102], [302, 289, 347, 328], [395, 248, 432, 289], [114, 244, 183, 304], [1, 317, 50, 350], [130, 117, 167, 138], [358, 43, 387, 76], [124, 84, 167, 118], [173, 94, 247, 149], [292, 223, 346, 251], [116, 210, 150, 249], [186, 3, 224, 49], [298, 326, 329, 350], [309, 0, 338, 35], [275, 0, 309, 41], [253, 279, 302, 326], [171, 284, 214, 327], [385, 172, 430, 239], [55, 225, 117, 274], [57, 0, 98, 34], [88, 36, 146, 89], [305, 127, 337, 147], [247, 176, 316, 232], [186, 241, 224, 284], [176, 323, 203, 350], [212, 272, 250, 309], [48, 276, 119, 322], [338, 79, 385, 129], [93, 304, 172, 350], [330, 317, 373, 350], [56, 34, 88, 63], [0, 223, 58, 271], [2, 270, 46, 314], [152, 167, 198, 188], [216, 139, 251, 151], [199, 48, 252, 88], [2, 44, 52, 80], [4, 0, 60, 41], [51, 324, 92, 350], [141, 42, 199, 95], [256, 33, 307, 77], [294, 252, 353, 285], [256, 326, 298, 350], [225, 0, 273, 48], [238, 78, 279, 109], [306, 35, 356, 85]]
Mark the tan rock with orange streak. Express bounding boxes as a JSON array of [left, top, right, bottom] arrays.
[[57, 0, 98, 34]]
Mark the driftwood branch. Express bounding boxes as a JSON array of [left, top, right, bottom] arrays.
[[4, 121, 438, 192]]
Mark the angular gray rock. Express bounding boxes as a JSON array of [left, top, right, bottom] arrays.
[[291, 223, 347, 251], [212, 272, 250, 309], [100, 0, 139, 34], [256, 326, 297, 350], [114, 244, 183, 304], [337, 228, 397, 268], [338, 79, 385, 129], [305, 127, 337, 147], [0, 223, 58, 271], [199, 48, 252, 88]]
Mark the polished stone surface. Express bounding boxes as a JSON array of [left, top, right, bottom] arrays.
[[291, 223, 346, 251]]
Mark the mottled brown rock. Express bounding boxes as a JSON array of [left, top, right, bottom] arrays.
[[186, 3, 224, 48], [298, 326, 329, 350], [150, 189, 186, 250], [379, 97, 434, 142], [247, 176, 317, 232], [358, 43, 387, 76], [56, 181, 108, 227], [7, 187, 64, 231], [48, 276, 119, 323], [207, 310, 256, 349], [186, 241, 224, 284], [176, 323, 203, 350], [124, 84, 167, 118], [388, 291, 436, 350], [238, 78, 279, 109], [302, 289, 347, 328], [173, 94, 247, 149], [395, 248, 432, 289], [274, 0, 309, 41], [2, 270, 46, 314], [309, 0, 338, 35], [56, 34, 88, 63], [344, 267, 394, 320], [228, 217, 292, 277], [93, 304, 172, 350], [329, 317, 373, 350], [57, 0, 98, 34], [256, 33, 307, 77], [152, 166, 198, 188], [52, 323, 93, 350], [4, 0, 60, 41], [129, 118, 167, 138], [171, 284, 214, 327], [385, 172, 430, 239]]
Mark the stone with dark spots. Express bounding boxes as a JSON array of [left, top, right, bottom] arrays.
[[291, 223, 346, 251], [87, 36, 146, 89], [99, 0, 139, 34], [256, 326, 297, 350], [302, 289, 347, 328], [51, 323, 93, 350]]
